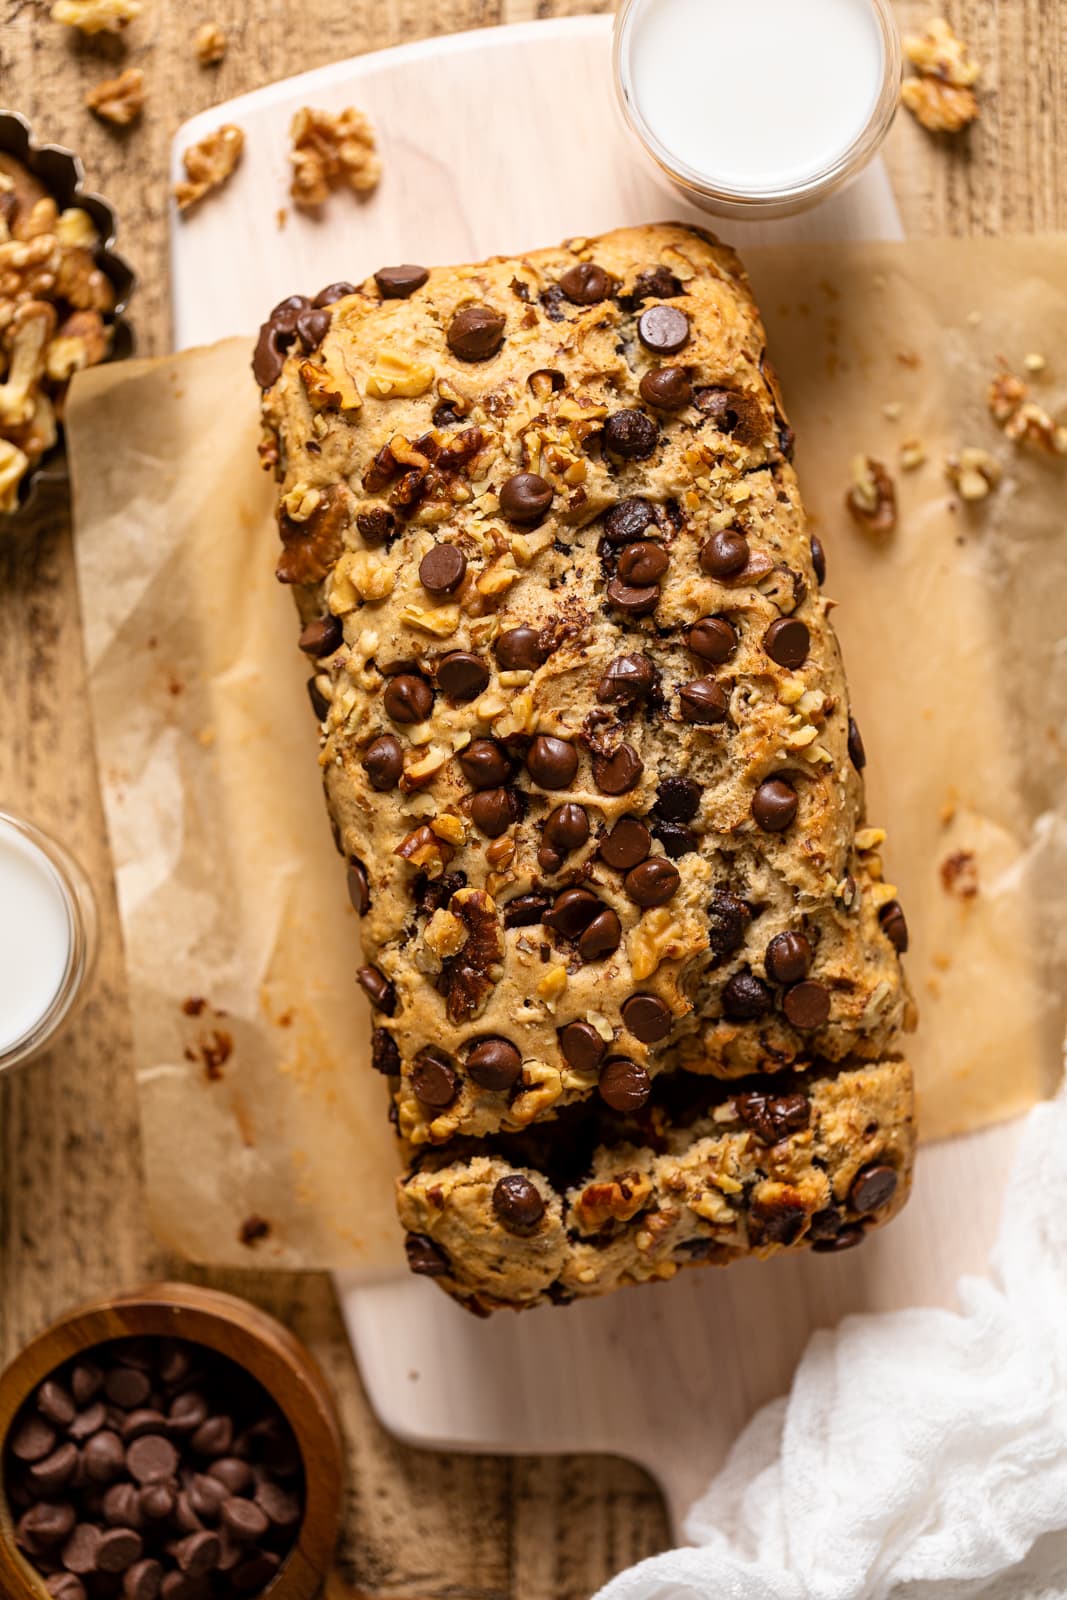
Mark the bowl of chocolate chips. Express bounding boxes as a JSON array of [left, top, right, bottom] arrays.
[[0, 1284, 344, 1600]]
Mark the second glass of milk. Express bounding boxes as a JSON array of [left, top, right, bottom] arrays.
[[614, 0, 902, 217], [0, 811, 98, 1075]]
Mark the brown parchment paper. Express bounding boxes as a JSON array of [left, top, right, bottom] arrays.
[[66, 236, 1067, 1273]]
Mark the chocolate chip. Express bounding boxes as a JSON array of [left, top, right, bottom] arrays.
[[722, 971, 774, 1020], [313, 281, 357, 307], [62, 1524, 102, 1575], [383, 673, 433, 725], [11, 1416, 57, 1462], [752, 778, 798, 832], [604, 497, 657, 545], [20, 1502, 76, 1546], [544, 888, 602, 939], [637, 304, 690, 355], [374, 264, 429, 298], [68, 1403, 106, 1442], [220, 1499, 269, 1543], [37, 1380, 76, 1427], [812, 1224, 865, 1253], [411, 1048, 458, 1109], [653, 776, 700, 822], [45, 1576, 86, 1600], [466, 1038, 523, 1091], [419, 543, 467, 596], [187, 1474, 227, 1521], [688, 617, 738, 664], [639, 366, 692, 410], [470, 787, 519, 838], [849, 1163, 898, 1213], [406, 1232, 451, 1279], [592, 743, 644, 795], [559, 262, 612, 304], [783, 980, 831, 1030], [295, 305, 330, 349], [127, 1434, 179, 1485], [357, 965, 396, 1014], [502, 893, 550, 929], [307, 676, 330, 721], [603, 410, 658, 461], [879, 899, 909, 954], [492, 1175, 546, 1233], [459, 738, 511, 789], [623, 266, 685, 307], [362, 735, 404, 791], [606, 578, 660, 616], [624, 858, 680, 907], [558, 1021, 607, 1072], [754, 1201, 808, 1246], [297, 615, 342, 657], [85, 1429, 126, 1483], [208, 1459, 252, 1495], [347, 859, 370, 915], [499, 472, 553, 525], [371, 1029, 400, 1075], [810, 533, 827, 584], [596, 653, 658, 704], [847, 715, 867, 770], [765, 931, 812, 985], [763, 618, 810, 669], [494, 626, 546, 672], [617, 541, 669, 586], [172, 1531, 220, 1578], [543, 803, 589, 855], [139, 1485, 176, 1521], [253, 1478, 300, 1529], [598, 1058, 651, 1112], [70, 1364, 104, 1407], [28, 1441, 78, 1495], [700, 529, 749, 578], [122, 1559, 163, 1600], [192, 1413, 232, 1458], [679, 677, 729, 724], [621, 994, 672, 1043], [735, 1089, 811, 1147], [167, 1391, 208, 1435], [252, 295, 310, 388], [356, 507, 396, 547], [436, 651, 489, 702], [526, 735, 578, 790], [98, 1527, 144, 1574], [447, 305, 506, 361], [652, 820, 697, 858], [578, 908, 623, 962], [600, 816, 651, 871]]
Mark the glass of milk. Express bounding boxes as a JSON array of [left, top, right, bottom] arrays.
[[0, 810, 99, 1075], [614, 0, 902, 218]]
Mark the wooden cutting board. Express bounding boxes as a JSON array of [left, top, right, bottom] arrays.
[[169, 15, 1021, 1533]]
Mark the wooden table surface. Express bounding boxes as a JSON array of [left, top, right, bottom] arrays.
[[0, 2, 1063, 1595]]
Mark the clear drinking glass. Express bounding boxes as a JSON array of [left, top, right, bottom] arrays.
[[0, 810, 99, 1075], [613, 0, 902, 219]]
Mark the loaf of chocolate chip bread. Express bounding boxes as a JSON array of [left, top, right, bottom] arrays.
[[256, 222, 915, 1310]]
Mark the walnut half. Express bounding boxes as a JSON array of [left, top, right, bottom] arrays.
[[901, 17, 981, 133], [845, 455, 897, 535], [51, 0, 141, 32], [174, 125, 245, 213], [85, 69, 146, 128], [289, 106, 381, 210]]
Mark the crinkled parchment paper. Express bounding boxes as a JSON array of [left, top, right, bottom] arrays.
[[66, 237, 1067, 1272]]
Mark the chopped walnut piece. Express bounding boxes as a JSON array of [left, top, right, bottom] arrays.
[[0, 437, 29, 513], [988, 370, 1028, 426], [946, 447, 1001, 501], [85, 68, 146, 128], [1023, 352, 1047, 376], [0, 302, 57, 428], [51, 0, 141, 31], [899, 437, 927, 471], [1004, 402, 1067, 457], [55, 208, 99, 250], [194, 22, 227, 65], [901, 18, 981, 132], [46, 310, 111, 382], [845, 455, 897, 534], [289, 106, 381, 210], [940, 849, 979, 899], [174, 124, 245, 212]]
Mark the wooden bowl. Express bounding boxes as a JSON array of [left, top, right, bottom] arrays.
[[0, 1282, 344, 1600]]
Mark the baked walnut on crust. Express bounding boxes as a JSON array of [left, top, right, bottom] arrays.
[[257, 223, 915, 1309], [173, 125, 244, 213], [0, 157, 118, 514], [289, 106, 381, 210]]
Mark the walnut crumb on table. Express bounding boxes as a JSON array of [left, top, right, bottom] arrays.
[[987, 367, 1067, 454], [289, 106, 381, 209], [85, 68, 146, 127], [173, 124, 245, 212], [194, 22, 227, 66], [946, 447, 1001, 501], [845, 455, 897, 534], [51, 0, 141, 33], [901, 17, 981, 133]]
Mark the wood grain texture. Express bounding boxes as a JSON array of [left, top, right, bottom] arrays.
[[0, 2, 1063, 1595]]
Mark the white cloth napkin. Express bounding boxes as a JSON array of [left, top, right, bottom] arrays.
[[597, 1086, 1067, 1600]]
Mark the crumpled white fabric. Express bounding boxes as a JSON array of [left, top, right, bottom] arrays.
[[597, 1086, 1067, 1600]]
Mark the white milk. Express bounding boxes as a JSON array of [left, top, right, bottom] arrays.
[[626, 0, 886, 194], [0, 815, 73, 1056]]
